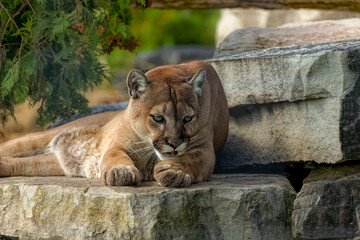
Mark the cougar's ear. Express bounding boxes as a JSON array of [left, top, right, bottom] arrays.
[[189, 68, 206, 96], [126, 69, 150, 98]]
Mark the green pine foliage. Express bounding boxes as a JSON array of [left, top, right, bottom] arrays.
[[0, 0, 145, 127]]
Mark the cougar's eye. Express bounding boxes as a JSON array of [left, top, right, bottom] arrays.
[[151, 114, 165, 123], [183, 115, 193, 124]]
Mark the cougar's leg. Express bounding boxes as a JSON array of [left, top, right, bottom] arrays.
[[0, 153, 64, 177]]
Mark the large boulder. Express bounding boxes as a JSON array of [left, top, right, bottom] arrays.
[[0, 174, 296, 240], [215, 18, 360, 57], [216, 8, 360, 45], [208, 39, 360, 170], [292, 164, 360, 239]]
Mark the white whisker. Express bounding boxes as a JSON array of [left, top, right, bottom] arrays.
[[131, 141, 150, 145], [129, 147, 153, 156]]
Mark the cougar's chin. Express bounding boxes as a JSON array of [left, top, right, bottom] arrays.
[[155, 150, 179, 161], [153, 142, 188, 161]]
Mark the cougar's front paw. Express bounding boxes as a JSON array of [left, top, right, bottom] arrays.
[[154, 163, 193, 187], [101, 165, 142, 186]]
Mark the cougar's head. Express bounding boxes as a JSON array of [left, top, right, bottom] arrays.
[[126, 66, 206, 160]]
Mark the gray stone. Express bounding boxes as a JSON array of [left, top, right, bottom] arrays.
[[209, 40, 359, 107], [292, 171, 360, 239], [208, 40, 360, 169], [0, 174, 296, 240], [303, 163, 360, 184], [216, 8, 360, 45], [215, 18, 360, 57]]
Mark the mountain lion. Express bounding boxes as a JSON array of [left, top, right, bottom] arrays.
[[0, 61, 229, 187]]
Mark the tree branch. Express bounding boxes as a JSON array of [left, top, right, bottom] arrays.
[[0, 19, 11, 49], [0, 2, 21, 31], [13, 2, 29, 18], [25, 0, 36, 16], [0, 2, 25, 61]]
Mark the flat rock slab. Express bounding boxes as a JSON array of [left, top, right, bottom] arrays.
[[292, 169, 360, 239], [0, 174, 296, 240], [209, 39, 360, 107], [215, 9, 360, 45], [215, 18, 360, 57], [209, 39, 360, 168]]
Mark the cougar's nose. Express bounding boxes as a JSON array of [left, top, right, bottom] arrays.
[[165, 138, 183, 149]]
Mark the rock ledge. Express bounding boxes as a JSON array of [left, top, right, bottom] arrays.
[[0, 174, 296, 240]]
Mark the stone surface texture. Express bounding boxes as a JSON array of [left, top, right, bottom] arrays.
[[208, 39, 360, 169], [210, 40, 359, 107], [215, 18, 360, 57], [0, 174, 296, 240], [216, 8, 360, 45], [292, 167, 360, 239], [304, 163, 360, 184]]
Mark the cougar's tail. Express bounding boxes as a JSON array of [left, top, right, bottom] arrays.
[[0, 128, 66, 176], [0, 153, 64, 177], [0, 129, 60, 158]]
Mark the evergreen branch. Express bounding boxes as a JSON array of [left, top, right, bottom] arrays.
[[25, 0, 36, 17], [0, 0, 141, 127], [35, 35, 49, 45], [0, 18, 10, 49], [1, 43, 21, 46], [18, 38, 24, 61], [13, 2, 29, 18], [0, 1, 25, 61], [48, 46, 57, 58], [0, 2, 21, 31]]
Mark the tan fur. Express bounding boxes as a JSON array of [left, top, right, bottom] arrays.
[[0, 61, 229, 187], [0, 130, 6, 144]]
